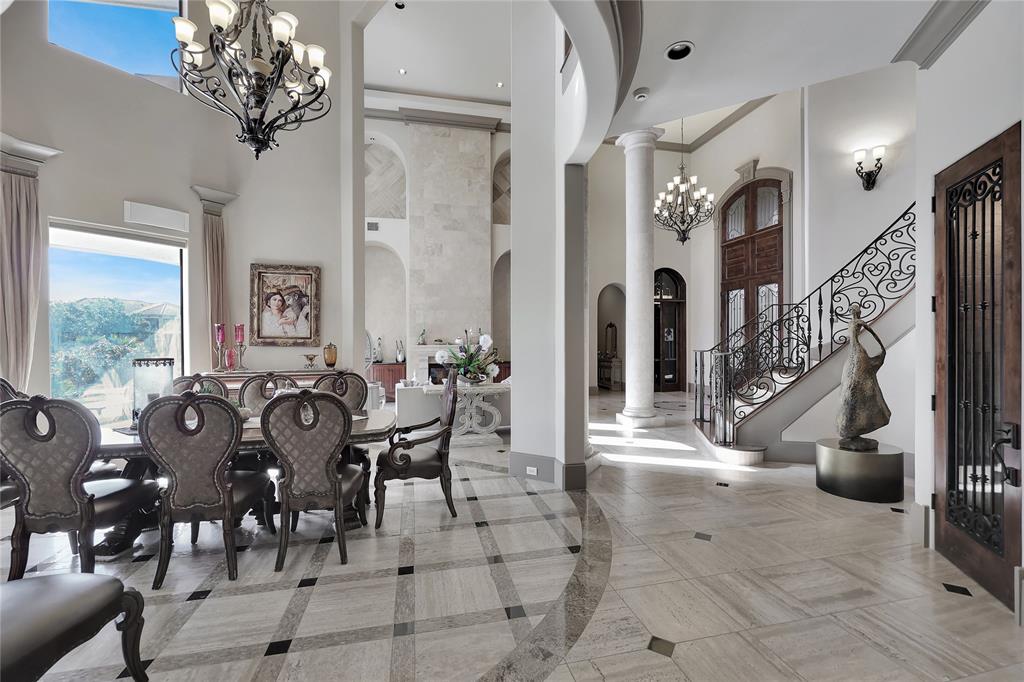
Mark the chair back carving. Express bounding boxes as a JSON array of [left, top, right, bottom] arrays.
[[0, 377, 26, 403], [438, 369, 459, 455], [313, 371, 368, 411], [239, 373, 298, 411], [0, 397, 98, 525], [172, 374, 228, 398], [261, 390, 352, 502], [138, 392, 241, 512]]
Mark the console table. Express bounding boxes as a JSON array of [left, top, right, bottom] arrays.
[[425, 381, 510, 446]]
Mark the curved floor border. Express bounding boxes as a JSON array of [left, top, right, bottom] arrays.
[[481, 489, 612, 680]]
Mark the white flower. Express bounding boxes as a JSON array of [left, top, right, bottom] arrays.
[[487, 363, 500, 377], [479, 334, 493, 351], [435, 349, 450, 364]]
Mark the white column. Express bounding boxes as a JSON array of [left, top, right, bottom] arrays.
[[616, 128, 665, 428]]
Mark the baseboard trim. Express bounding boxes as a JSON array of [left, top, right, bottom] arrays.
[[508, 451, 588, 490]]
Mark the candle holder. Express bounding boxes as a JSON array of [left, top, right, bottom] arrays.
[[235, 342, 249, 371]]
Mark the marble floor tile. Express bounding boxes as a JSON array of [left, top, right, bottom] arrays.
[[161, 588, 295, 656], [414, 564, 503, 619], [277, 637, 392, 681], [833, 601, 998, 680], [604, 518, 645, 548], [476, 494, 547, 521], [412, 525, 487, 565], [754, 558, 895, 615], [412, 498, 475, 533], [144, 658, 263, 682], [544, 663, 577, 682], [608, 545, 683, 589], [316, 535, 402, 576], [505, 554, 579, 604], [415, 620, 516, 681], [671, 632, 801, 682], [671, 501, 804, 532], [690, 570, 812, 628], [489, 519, 567, 555], [568, 649, 685, 681], [647, 536, 749, 578], [565, 605, 652, 662], [747, 616, 922, 681], [295, 575, 398, 636], [619, 513, 695, 541], [958, 664, 1024, 681], [618, 579, 742, 643]]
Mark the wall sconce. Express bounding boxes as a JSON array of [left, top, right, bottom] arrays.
[[854, 146, 886, 191]]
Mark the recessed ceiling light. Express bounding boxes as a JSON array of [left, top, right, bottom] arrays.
[[496, 81, 504, 88], [394, 2, 405, 9], [665, 41, 694, 61], [398, 68, 407, 75]]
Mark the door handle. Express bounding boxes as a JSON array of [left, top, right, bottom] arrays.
[[991, 423, 1021, 487]]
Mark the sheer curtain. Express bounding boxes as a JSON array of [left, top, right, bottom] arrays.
[[203, 211, 229, 367], [0, 168, 43, 389]]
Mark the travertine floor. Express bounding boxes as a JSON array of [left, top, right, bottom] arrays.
[[556, 391, 1023, 682], [3, 391, 1022, 681]]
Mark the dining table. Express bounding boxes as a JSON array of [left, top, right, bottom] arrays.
[[92, 408, 398, 558]]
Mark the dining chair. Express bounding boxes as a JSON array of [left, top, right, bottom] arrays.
[[172, 373, 228, 398], [238, 372, 298, 412], [0, 376, 23, 403], [373, 368, 459, 529], [309, 371, 371, 529], [138, 391, 276, 589], [261, 389, 367, 569], [0, 396, 160, 580]]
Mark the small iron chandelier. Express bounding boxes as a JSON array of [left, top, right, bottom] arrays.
[[653, 118, 715, 245], [171, 0, 332, 159]]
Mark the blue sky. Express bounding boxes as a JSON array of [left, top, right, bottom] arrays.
[[48, 0, 177, 77], [49, 248, 181, 305]]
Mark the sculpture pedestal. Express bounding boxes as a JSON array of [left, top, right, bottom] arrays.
[[815, 438, 904, 503]]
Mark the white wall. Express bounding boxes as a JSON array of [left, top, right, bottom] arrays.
[[364, 244, 407, 363], [913, 1, 1024, 508], [804, 62, 917, 287]]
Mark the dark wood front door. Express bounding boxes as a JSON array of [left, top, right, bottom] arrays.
[[934, 122, 1021, 609], [720, 179, 784, 345], [654, 269, 685, 392]]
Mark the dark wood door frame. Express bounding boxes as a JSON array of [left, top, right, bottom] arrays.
[[654, 268, 686, 392], [934, 121, 1021, 609]]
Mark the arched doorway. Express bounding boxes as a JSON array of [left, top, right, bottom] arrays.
[[654, 268, 685, 392], [720, 178, 784, 342]]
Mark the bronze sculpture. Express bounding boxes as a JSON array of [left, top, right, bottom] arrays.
[[836, 303, 891, 451]]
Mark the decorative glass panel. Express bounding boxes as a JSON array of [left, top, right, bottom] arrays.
[[726, 288, 745, 348], [756, 283, 779, 327], [756, 186, 780, 230], [726, 195, 746, 240], [655, 271, 677, 299]]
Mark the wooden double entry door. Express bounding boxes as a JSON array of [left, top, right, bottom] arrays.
[[934, 122, 1021, 609]]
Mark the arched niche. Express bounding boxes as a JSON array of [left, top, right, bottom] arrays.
[[596, 282, 625, 358], [491, 251, 511, 358], [654, 268, 686, 391], [365, 140, 407, 219], [492, 152, 511, 226], [365, 243, 407, 362]]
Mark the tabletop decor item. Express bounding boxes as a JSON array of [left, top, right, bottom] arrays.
[[323, 341, 337, 368], [436, 333, 500, 384], [130, 357, 174, 430], [249, 262, 321, 347], [396, 339, 405, 363], [213, 323, 227, 371], [836, 303, 891, 451], [302, 353, 319, 369], [417, 329, 427, 345], [234, 323, 249, 370]]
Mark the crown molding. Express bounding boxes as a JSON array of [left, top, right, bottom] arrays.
[[365, 107, 507, 133], [191, 185, 238, 216], [1, 133, 62, 176], [892, 0, 989, 69]]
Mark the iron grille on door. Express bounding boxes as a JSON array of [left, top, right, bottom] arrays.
[[945, 159, 1005, 555]]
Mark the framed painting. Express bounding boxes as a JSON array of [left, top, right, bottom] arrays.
[[249, 263, 321, 347]]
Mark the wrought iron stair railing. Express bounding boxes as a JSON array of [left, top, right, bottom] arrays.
[[694, 203, 917, 445]]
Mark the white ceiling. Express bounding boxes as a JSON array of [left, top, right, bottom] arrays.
[[364, 0, 511, 105], [611, 1, 931, 136], [657, 102, 744, 144]]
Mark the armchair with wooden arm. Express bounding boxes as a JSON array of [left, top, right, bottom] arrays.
[[373, 368, 459, 529]]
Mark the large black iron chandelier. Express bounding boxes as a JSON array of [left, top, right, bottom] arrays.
[[171, 0, 331, 158], [653, 119, 715, 245]]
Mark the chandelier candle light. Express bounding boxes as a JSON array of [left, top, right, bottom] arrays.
[[653, 118, 715, 245], [171, 0, 332, 158]]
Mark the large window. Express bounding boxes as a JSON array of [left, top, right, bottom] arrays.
[[49, 227, 184, 426], [48, 0, 181, 90]]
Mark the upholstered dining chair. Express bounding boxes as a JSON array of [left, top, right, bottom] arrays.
[[172, 373, 228, 397], [0, 376, 22, 403], [138, 391, 276, 589], [238, 372, 298, 412], [0, 397, 160, 580], [373, 368, 459, 529], [261, 389, 367, 569]]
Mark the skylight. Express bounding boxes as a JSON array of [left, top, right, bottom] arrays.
[[48, 0, 181, 89]]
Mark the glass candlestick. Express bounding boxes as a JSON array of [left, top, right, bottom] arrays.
[[236, 342, 249, 371], [214, 339, 228, 372]]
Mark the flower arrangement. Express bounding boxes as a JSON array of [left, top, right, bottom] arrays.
[[435, 332, 501, 383]]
